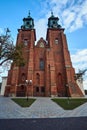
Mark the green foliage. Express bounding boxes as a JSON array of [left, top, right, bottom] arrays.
[[11, 44, 25, 66], [75, 69, 87, 80], [0, 28, 25, 66], [51, 98, 87, 110], [12, 98, 36, 107], [85, 90, 87, 94]]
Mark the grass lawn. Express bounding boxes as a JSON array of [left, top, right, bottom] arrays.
[[12, 98, 36, 107], [51, 98, 87, 110]]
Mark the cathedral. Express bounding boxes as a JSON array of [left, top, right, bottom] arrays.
[[5, 12, 84, 97]]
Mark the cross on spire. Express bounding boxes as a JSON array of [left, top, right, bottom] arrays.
[[51, 11, 53, 16], [50, 10, 54, 18], [28, 10, 30, 17]]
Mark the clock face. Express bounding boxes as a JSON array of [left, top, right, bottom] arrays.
[[40, 42, 44, 48]]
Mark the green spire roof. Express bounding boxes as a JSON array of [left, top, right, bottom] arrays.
[[21, 11, 34, 29], [48, 12, 61, 28]]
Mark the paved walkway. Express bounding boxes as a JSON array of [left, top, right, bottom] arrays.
[[0, 96, 87, 119]]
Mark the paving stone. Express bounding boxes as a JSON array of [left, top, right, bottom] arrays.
[[0, 96, 87, 119]]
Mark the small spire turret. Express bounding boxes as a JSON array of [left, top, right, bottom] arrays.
[[51, 11, 54, 17], [28, 10, 30, 17], [48, 12, 61, 29], [21, 11, 34, 29]]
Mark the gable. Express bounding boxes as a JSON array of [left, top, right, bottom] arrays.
[[36, 37, 46, 48]]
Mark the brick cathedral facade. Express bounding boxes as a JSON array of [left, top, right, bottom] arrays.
[[5, 12, 84, 97]]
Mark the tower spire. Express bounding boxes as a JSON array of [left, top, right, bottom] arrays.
[[21, 11, 34, 29], [51, 11, 54, 17], [28, 10, 30, 17], [48, 11, 61, 28]]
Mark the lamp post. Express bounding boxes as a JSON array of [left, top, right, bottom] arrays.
[[25, 80, 32, 101]]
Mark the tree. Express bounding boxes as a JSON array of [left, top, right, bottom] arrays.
[[74, 69, 87, 80], [85, 90, 87, 94], [0, 28, 25, 66]]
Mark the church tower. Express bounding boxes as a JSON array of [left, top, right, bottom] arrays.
[[5, 12, 84, 97], [46, 12, 83, 97], [5, 12, 36, 96]]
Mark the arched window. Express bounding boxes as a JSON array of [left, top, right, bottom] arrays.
[[21, 73, 25, 81], [55, 38, 58, 44], [24, 39, 28, 46], [40, 59, 44, 70]]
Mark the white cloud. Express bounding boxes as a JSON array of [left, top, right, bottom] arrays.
[[0, 28, 3, 34], [34, 0, 87, 39], [71, 49, 87, 89], [62, 10, 76, 29], [35, 18, 47, 41], [62, 0, 87, 31], [83, 78, 87, 90], [71, 49, 87, 69], [51, 0, 68, 5], [43, 0, 87, 32]]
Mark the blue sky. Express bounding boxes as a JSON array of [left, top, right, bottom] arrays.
[[0, 0, 87, 89]]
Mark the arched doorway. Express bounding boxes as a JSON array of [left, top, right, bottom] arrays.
[[16, 85, 26, 97], [33, 73, 40, 96]]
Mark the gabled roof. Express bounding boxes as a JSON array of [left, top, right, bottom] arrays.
[[36, 37, 46, 48]]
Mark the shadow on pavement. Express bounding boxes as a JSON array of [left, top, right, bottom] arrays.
[[0, 117, 87, 130]]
